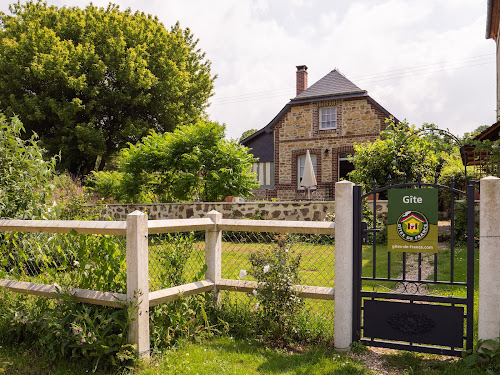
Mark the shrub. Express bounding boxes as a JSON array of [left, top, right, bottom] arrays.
[[0, 114, 57, 220], [462, 337, 500, 374], [53, 173, 101, 220], [0, 290, 136, 372], [249, 234, 303, 343]]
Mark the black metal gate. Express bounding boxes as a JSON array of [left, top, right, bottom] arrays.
[[352, 178, 476, 356]]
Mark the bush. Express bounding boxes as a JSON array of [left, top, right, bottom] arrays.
[[437, 154, 468, 211], [249, 234, 303, 343], [53, 173, 101, 220], [453, 202, 479, 247], [0, 291, 136, 372], [0, 114, 57, 219]]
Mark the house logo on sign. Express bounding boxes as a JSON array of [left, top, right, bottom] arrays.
[[397, 211, 429, 242]]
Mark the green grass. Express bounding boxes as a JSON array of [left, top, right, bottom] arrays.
[[137, 337, 369, 375], [0, 336, 490, 375], [0, 344, 110, 375], [381, 350, 488, 375]]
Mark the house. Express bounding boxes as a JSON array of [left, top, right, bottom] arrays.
[[462, 121, 500, 177], [242, 65, 397, 200], [461, 1, 500, 174], [487, 0, 500, 114]]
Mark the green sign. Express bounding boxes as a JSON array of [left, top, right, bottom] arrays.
[[387, 189, 438, 253]]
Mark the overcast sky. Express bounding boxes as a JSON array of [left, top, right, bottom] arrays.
[[0, 0, 496, 140]]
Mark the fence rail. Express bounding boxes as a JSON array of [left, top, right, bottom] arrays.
[[0, 210, 337, 358]]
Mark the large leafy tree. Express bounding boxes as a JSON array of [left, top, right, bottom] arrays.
[[0, 1, 215, 174], [90, 120, 259, 202]]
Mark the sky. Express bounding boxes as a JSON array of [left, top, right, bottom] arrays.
[[0, 0, 496, 140]]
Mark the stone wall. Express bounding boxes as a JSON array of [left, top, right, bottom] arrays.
[[97, 199, 388, 221], [98, 201, 336, 221]]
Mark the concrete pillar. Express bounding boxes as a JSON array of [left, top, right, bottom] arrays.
[[334, 180, 354, 350], [205, 210, 222, 302], [126, 211, 150, 358], [478, 176, 500, 342]]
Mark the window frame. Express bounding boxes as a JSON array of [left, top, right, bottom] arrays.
[[338, 152, 355, 181], [319, 107, 337, 130]]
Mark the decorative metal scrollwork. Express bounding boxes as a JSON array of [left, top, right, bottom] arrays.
[[372, 281, 429, 295], [387, 311, 436, 335], [395, 281, 429, 294]]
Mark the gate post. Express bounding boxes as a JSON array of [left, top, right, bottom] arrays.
[[478, 176, 500, 342], [334, 181, 354, 350], [126, 211, 150, 358]]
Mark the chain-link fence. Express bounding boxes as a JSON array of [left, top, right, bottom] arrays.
[[0, 218, 336, 331], [220, 230, 335, 327], [0, 231, 127, 293], [148, 231, 206, 292]]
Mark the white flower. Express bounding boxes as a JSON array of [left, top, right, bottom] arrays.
[[255, 302, 260, 310], [73, 260, 80, 267], [239, 269, 247, 279], [85, 264, 91, 270], [252, 289, 258, 296], [263, 265, 270, 273]]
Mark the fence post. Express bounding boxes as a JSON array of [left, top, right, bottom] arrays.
[[126, 210, 150, 358], [205, 210, 222, 303], [334, 180, 354, 351], [478, 176, 500, 342]]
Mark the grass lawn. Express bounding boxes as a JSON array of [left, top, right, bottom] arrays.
[[0, 337, 488, 374], [137, 338, 368, 375]]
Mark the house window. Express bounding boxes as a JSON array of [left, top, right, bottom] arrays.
[[338, 152, 354, 180], [320, 107, 337, 130], [297, 154, 317, 189], [252, 162, 274, 188]]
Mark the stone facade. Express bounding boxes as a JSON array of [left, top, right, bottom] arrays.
[[273, 97, 387, 201]]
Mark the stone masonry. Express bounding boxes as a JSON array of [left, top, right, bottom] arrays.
[[273, 97, 387, 201], [96, 200, 388, 221]]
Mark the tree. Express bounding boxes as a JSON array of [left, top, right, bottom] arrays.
[[89, 120, 259, 202], [239, 128, 258, 142], [0, 1, 215, 175], [347, 120, 449, 192], [0, 114, 56, 219]]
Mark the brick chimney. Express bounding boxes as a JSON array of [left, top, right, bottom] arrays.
[[296, 65, 308, 96]]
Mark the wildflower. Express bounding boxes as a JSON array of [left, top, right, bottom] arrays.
[[239, 269, 247, 279], [73, 260, 80, 267], [263, 265, 270, 273], [87, 332, 92, 337], [81, 338, 86, 344], [255, 303, 260, 310], [252, 289, 258, 296], [72, 329, 78, 335], [85, 264, 91, 270]]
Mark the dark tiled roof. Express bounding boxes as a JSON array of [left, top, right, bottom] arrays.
[[292, 69, 365, 101]]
